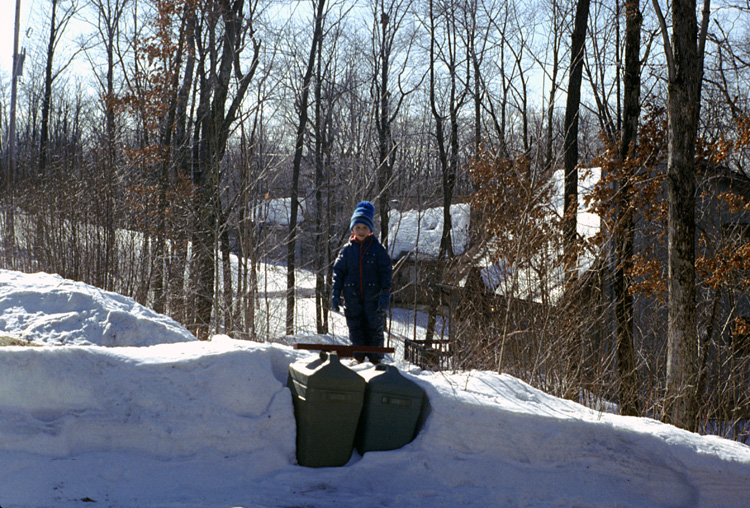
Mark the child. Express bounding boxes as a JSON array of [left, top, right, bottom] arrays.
[[331, 201, 393, 363]]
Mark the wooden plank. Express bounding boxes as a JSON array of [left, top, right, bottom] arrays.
[[293, 343, 395, 357]]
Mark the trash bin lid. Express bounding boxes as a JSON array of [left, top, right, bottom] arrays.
[[289, 352, 366, 392], [360, 364, 425, 400]]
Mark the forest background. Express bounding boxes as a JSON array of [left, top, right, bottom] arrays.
[[1, 0, 749, 443]]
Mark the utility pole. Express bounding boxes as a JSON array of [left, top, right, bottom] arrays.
[[9, 0, 22, 187], [4, 0, 21, 268]]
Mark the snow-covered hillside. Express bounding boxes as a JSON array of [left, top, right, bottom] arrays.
[[0, 269, 749, 508]]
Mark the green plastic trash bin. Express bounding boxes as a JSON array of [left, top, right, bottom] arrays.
[[356, 364, 425, 454], [287, 352, 366, 467]]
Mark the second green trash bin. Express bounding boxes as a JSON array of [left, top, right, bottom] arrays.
[[287, 352, 366, 467], [356, 364, 425, 454]]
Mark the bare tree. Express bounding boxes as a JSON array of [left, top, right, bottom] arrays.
[[286, 0, 326, 336], [423, 0, 469, 344], [190, 0, 261, 338], [313, 19, 331, 336], [84, 0, 131, 293], [651, 0, 711, 431], [312, 8, 347, 335], [540, 0, 567, 172], [614, 0, 642, 417], [39, 0, 80, 175], [562, 0, 590, 268], [552, 0, 592, 403], [372, 0, 413, 250]]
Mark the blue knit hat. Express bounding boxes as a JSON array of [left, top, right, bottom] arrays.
[[350, 201, 375, 232]]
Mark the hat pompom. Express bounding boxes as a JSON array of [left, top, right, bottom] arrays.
[[355, 201, 375, 216]]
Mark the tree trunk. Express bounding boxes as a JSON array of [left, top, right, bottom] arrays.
[[660, 0, 706, 432], [614, 0, 642, 417], [220, 212, 233, 334], [377, 11, 393, 250], [560, 0, 590, 399], [562, 0, 590, 268], [287, 0, 326, 336], [426, 1, 461, 346], [314, 33, 328, 335], [191, 0, 260, 338], [39, 0, 60, 175]]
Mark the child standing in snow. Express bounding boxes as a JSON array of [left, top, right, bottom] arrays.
[[331, 201, 393, 364]]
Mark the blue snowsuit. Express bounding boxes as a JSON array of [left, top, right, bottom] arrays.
[[332, 234, 393, 362]]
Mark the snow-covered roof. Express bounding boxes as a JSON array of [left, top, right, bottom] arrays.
[[257, 171, 602, 304], [387, 204, 470, 260], [550, 166, 601, 240], [252, 197, 305, 225], [475, 167, 602, 304], [478, 258, 565, 304]]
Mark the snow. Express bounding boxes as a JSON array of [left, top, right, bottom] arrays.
[[550, 166, 601, 240], [255, 199, 472, 260], [0, 271, 197, 346], [467, 168, 603, 303], [252, 197, 305, 225], [388, 204, 471, 260], [385, 169, 600, 265], [0, 269, 749, 508], [383, 170, 601, 303]]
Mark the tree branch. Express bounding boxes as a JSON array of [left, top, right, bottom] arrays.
[[651, 0, 674, 82]]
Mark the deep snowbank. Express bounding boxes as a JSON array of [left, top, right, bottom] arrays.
[[419, 370, 750, 506], [0, 339, 296, 468], [0, 270, 197, 346], [0, 338, 748, 507], [0, 269, 749, 507]]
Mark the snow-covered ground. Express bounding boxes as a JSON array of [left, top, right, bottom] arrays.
[[0, 269, 749, 508]]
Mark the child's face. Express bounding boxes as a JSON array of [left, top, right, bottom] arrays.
[[352, 223, 371, 241]]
